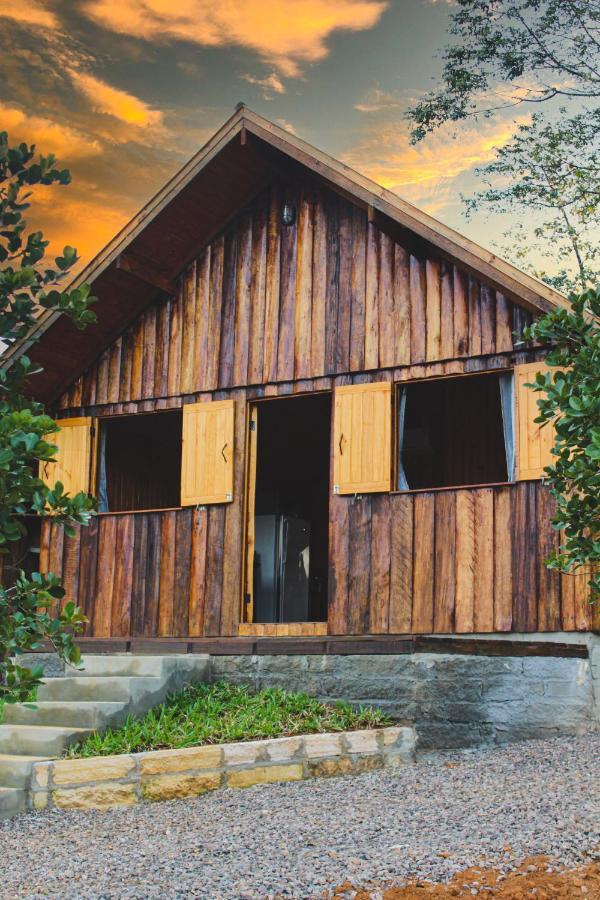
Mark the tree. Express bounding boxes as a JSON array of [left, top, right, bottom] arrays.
[[407, 0, 600, 289], [0, 132, 96, 704], [524, 286, 600, 601]]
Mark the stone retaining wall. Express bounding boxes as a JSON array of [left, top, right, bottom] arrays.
[[29, 726, 416, 811], [209, 652, 597, 749]]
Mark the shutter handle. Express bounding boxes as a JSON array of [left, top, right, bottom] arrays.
[[339, 433, 345, 455], [221, 442, 228, 462]]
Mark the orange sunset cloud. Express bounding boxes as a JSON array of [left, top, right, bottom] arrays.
[[80, 0, 388, 76], [68, 70, 164, 128], [0, 0, 58, 30]]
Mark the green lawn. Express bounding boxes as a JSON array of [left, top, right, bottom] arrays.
[[65, 681, 393, 758]]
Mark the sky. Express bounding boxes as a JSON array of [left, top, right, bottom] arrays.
[[0, 0, 533, 271]]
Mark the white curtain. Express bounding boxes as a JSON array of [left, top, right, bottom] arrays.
[[397, 386, 409, 490], [499, 372, 515, 481]]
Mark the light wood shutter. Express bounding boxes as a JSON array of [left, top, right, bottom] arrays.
[[181, 400, 235, 505], [515, 361, 555, 480], [40, 417, 93, 495], [333, 382, 391, 495]]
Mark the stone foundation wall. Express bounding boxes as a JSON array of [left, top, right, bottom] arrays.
[[208, 652, 597, 750], [29, 725, 415, 812]]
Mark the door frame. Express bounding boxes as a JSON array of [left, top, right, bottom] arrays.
[[240, 389, 332, 627]]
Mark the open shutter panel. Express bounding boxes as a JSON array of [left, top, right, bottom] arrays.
[[515, 361, 555, 481], [40, 417, 93, 496], [333, 382, 391, 495], [181, 400, 235, 505]]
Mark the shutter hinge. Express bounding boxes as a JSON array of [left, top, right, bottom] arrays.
[[249, 419, 256, 432], [226, 492, 233, 502], [244, 592, 252, 605], [333, 485, 340, 494], [90, 425, 96, 437]]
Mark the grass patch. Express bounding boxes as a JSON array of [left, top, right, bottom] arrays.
[[65, 681, 393, 758]]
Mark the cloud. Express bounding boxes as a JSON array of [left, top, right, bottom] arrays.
[[354, 86, 403, 113], [242, 72, 286, 99], [0, 0, 58, 30], [80, 0, 388, 76], [68, 70, 164, 127], [276, 118, 298, 135], [0, 104, 102, 160], [342, 117, 528, 193]]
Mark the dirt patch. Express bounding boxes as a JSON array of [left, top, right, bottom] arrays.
[[334, 856, 600, 898]]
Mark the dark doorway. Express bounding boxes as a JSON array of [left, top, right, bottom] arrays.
[[251, 392, 331, 623]]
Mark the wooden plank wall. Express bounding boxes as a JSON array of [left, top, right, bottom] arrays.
[[57, 182, 530, 411], [41, 479, 597, 638]]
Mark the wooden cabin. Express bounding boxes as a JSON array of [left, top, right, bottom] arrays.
[[8, 107, 599, 647]]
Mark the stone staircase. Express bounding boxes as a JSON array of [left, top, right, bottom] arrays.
[[0, 654, 209, 819]]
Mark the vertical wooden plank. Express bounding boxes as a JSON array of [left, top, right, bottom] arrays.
[[335, 200, 353, 373], [412, 493, 435, 632], [294, 190, 313, 380], [203, 506, 225, 635], [277, 192, 297, 382], [440, 261, 454, 360], [311, 189, 328, 376], [389, 494, 414, 633], [425, 258, 442, 361], [77, 517, 98, 631], [205, 236, 224, 390], [167, 282, 183, 396], [107, 338, 122, 405], [574, 569, 592, 631], [111, 515, 133, 638], [195, 248, 211, 392], [495, 292, 513, 353], [188, 507, 208, 636], [173, 509, 192, 636], [119, 326, 134, 403], [473, 488, 494, 632], [536, 484, 561, 631], [153, 298, 170, 398], [328, 494, 350, 635], [233, 216, 253, 386], [82, 363, 97, 407], [142, 513, 161, 636], [247, 204, 267, 385], [468, 275, 482, 357], [324, 195, 340, 375], [38, 519, 51, 575], [141, 304, 157, 400], [433, 491, 456, 633], [180, 261, 198, 394], [393, 245, 411, 367], [131, 515, 148, 637], [560, 566, 576, 631], [480, 285, 496, 355], [220, 394, 245, 635], [378, 231, 395, 369], [364, 222, 379, 370], [347, 496, 371, 634], [263, 188, 281, 383], [512, 481, 538, 631], [93, 516, 117, 637], [130, 317, 144, 401], [349, 206, 366, 371], [95, 351, 109, 406], [369, 494, 391, 633], [61, 527, 81, 610], [453, 267, 469, 357], [455, 490, 475, 633], [409, 255, 426, 364], [218, 229, 238, 388], [493, 488, 513, 631], [158, 511, 176, 636]]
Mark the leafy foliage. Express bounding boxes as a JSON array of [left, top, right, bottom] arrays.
[[407, 0, 600, 290], [0, 132, 96, 704], [65, 681, 393, 757], [524, 286, 600, 601]]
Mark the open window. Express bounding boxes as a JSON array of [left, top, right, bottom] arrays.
[[397, 372, 515, 491], [98, 411, 182, 512]]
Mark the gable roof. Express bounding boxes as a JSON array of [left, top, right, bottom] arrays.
[[5, 105, 569, 403]]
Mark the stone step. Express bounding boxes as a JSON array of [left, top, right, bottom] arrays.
[[0, 724, 92, 757], [38, 675, 161, 703], [2, 701, 128, 729], [0, 786, 24, 819], [0, 754, 49, 789], [73, 655, 169, 678]]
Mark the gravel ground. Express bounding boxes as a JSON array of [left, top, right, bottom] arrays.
[[1, 734, 599, 899]]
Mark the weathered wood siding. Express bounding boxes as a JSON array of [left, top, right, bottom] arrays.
[[41, 478, 596, 637], [57, 183, 530, 412]]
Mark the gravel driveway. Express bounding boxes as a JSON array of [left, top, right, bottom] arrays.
[[2, 734, 599, 899]]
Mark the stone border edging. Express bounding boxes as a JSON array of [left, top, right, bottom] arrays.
[[29, 726, 416, 811]]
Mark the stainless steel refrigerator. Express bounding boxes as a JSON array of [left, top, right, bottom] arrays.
[[254, 515, 310, 623]]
